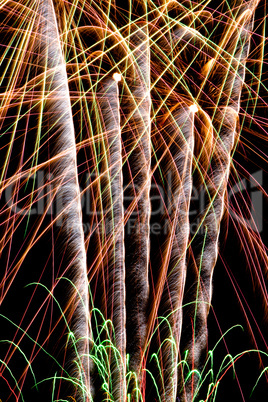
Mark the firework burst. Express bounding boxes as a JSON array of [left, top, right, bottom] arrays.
[[0, 0, 267, 401]]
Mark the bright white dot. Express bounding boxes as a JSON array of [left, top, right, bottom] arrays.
[[113, 73, 122, 82], [190, 104, 198, 113]]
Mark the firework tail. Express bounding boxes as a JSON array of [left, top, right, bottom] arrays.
[[35, 0, 91, 399], [179, 107, 237, 401], [179, 3, 258, 400], [122, 22, 151, 383], [96, 74, 126, 401], [152, 106, 195, 401], [201, 0, 259, 112]]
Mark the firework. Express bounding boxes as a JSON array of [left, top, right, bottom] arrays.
[[0, 1, 267, 401]]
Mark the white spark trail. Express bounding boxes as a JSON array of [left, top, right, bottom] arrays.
[[98, 74, 126, 401], [180, 4, 258, 399], [122, 23, 151, 381], [36, 0, 91, 399], [157, 106, 195, 401]]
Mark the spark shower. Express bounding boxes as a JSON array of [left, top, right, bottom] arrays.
[[0, 0, 267, 401]]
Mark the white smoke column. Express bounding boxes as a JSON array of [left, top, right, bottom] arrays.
[[155, 105, 196, 401], [35, 0, 91, 399], [97, 73, 126, 401]]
